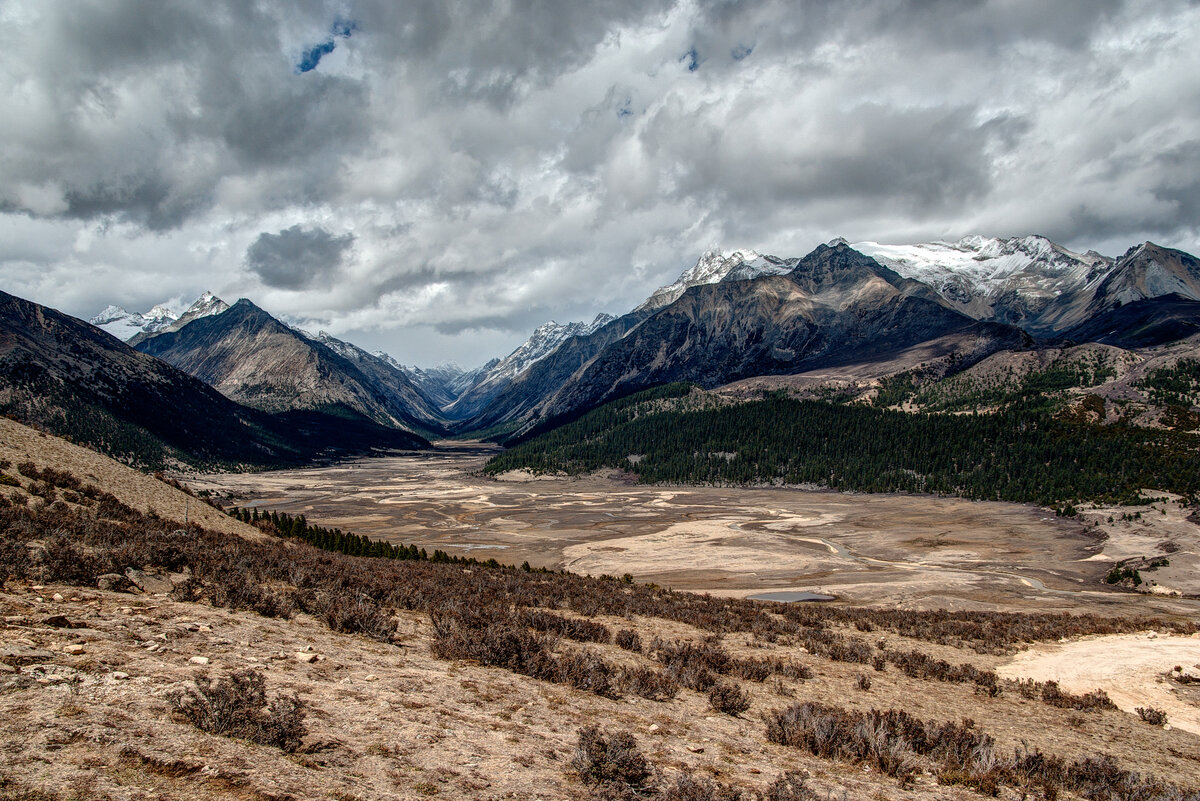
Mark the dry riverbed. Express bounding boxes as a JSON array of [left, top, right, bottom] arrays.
[[189, 443, 1200, 618]]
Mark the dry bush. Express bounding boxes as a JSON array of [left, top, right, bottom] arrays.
[[657, 772, 743, 801], [519, 608, 611, 643], [615, 628, 643, 652], [571, 726, 655, 797], [1036, 680, 1116, 711], [884, 647, 1000, 695], [168, 669, 306, 752], [1137, 707, 1168, 726], [708, 682, 751, 715], [619, 666, 679, 701], [855, 673, 871, 691], [762, 772, 821, 801]]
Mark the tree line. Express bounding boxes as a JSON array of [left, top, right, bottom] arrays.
[[486, 385, 1200, 506]]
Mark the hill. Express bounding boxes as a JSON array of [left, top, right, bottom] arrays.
[[1, 424, 1198, 799], [135, 299, 447, 436], [0, 290, 428, 469]]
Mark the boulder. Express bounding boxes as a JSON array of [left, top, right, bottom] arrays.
[[125, 568, 174, 594], [96, 573, 132, 592]]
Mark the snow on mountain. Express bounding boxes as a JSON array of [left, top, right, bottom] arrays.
[[91, 292, 229, 342], [90, 302, 180, 341], [442, 313, 615, 417], [485, 313, 617, 383], [851, 236, 1111, 313], [173, 291, 229, 329], [637, 250, 794, 311]]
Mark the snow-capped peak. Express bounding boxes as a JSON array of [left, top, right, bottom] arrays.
[[637, 249, 793, 311], [90, 291, 229, 342], [852, 236, 1112, 308]]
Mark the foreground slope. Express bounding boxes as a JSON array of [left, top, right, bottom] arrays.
[[0, 290, 428, 468], [2, 430, 1199, 800]]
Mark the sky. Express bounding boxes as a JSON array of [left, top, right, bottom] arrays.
[[2, 0, 1199, 367]]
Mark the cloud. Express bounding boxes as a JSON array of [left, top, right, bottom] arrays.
[[246, 225, 354, 290], [1, 0, 1198, 365]]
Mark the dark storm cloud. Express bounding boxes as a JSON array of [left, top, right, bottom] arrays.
[[246, 225, 354, 290]]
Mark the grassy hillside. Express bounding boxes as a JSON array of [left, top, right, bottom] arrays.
[[1, 431, 1198, 799]]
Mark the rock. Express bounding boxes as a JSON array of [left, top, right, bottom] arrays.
[[295, 652, 319, 664], [0, 645, 57, 667], [63, 644, 85, 655], [111, 671, 130, 680], [51, 593, 64, 602], [687, 745, 705, 753], [648, 724, 660, 732], [41, 615, 79, 629], [125, 568, 174, 595], [189, 656, 210, 666], [0, 662, 14, 673], [97, 573, 132, 592], [364, 674, 378, 681]]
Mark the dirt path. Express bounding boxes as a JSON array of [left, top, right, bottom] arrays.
[[998, 633, 1200, 735]]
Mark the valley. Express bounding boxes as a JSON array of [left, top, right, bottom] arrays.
[[191, 444, 1200, 617]]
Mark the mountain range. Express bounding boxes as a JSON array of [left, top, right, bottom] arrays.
[[0, 290, 428, 468], [3, 233, 1197, 463]]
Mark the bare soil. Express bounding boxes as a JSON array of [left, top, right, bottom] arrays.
[[189, 444, 1200, 618]]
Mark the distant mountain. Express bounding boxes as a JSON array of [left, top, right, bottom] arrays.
[[444, 313, 615, 420], [469, 243, 1029, 437], [637, 249, 795, 311], [1079, 242, 1200, 319], [851, 237, 1200, 336], [90, 301, 179, 341], [396, 361, 491, 410], [92, 291, 229, 342], [135, 300, 447, 435], [0, 290, 427, 467], [308, 331, 447, 430], [853, 235, 1111, 330]]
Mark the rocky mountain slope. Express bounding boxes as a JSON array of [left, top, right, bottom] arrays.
[[470, 243, 1029, 437], [135, 300, 446, 435], [636, 249, 794, 311], [0, 291, 426, 467], [444, 313, 616, 421]]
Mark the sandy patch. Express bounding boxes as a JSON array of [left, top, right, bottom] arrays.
[[998, 633, 1200, 735]]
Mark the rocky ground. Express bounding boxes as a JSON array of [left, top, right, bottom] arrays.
[[4, 578, 1200, 801]]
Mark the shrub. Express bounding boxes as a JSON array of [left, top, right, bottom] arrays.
[[855, 673, 872, 691], [571, 726, 655, 796], [168, 670, 306, 752], [762, 772, 819, 801], [658, 772, 743, 801], [618, 666, 679, 701], [615, 629, 643, 652], [708, 682, 751, 716], [1136, 707, 1168, 725]]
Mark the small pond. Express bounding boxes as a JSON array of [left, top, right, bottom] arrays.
[[747, 590, 835, 603]]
